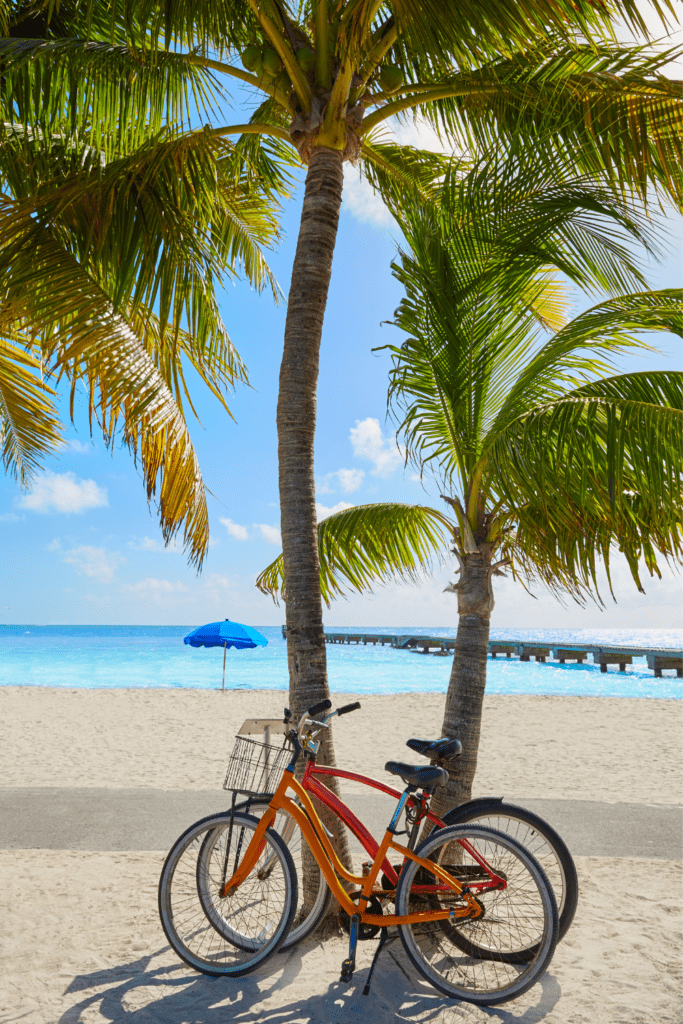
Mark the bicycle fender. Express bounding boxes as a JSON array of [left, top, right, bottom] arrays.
[[440, 797, 506, 827]]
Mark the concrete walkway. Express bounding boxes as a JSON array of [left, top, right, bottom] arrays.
[[1, 788, 681, 859]]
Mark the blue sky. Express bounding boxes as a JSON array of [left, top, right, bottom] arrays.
[[1, 14, 681, 629]]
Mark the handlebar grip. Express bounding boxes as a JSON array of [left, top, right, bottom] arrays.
[[307, 698, 332, 717], [337, 701, 361, 716]]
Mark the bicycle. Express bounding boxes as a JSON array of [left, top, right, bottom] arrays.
[[226, 716, 578, 952], [159, 699, 560, 1004]]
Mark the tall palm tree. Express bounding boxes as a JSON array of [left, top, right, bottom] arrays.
[[0, 120, 284, 564], [1, 2, 681, 745], [257, 156, 683, 814]]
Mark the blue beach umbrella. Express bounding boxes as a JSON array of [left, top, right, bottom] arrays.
[[184, 619, 268, 691]]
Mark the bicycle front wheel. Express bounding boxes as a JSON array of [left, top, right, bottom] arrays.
[[396, 824, 559, 1006], [159, 811, 297, 977], [199, 801, 332, 950]]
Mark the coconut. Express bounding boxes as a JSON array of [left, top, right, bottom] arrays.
[[262, 48, 283, 77], [242, 45, 262, 73], [273, 70, 291, 94], [379, 64, 404, 93], [296, 47, 315, 72]]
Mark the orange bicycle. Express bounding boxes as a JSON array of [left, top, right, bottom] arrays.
[[158, 700, 559, 1005]]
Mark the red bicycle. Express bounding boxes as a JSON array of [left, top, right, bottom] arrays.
[[231, 704, 578, 952]]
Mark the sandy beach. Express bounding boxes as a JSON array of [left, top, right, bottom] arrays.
[[1, 686, 681, 1023]]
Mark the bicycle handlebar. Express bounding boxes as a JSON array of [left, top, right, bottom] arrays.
[[307, 698, 332, 717], [337, 701, 361, 716], [295, 699, 363, 747]]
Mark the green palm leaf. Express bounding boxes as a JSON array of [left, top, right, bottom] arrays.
[[0, 37, 225, 156], [383, 157, 660, 489], [490, 369, 683, 600], [0, 334, 64, 485], [365, 45, 683, 204], [257, 502, 454, 604], [0, 210, 213, 565]]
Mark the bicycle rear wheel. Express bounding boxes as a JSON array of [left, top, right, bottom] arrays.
[[199, 800, 332, 949], [396, 824, 559, 1005], [441, 800, 578, 943], [159, 811, 297, 977]]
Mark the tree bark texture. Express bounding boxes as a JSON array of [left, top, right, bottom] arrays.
[[277, 145, 352, 890], [429, 550, 494, 821]]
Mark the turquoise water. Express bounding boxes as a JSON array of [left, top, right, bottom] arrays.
[[0, 625, 681, 698]]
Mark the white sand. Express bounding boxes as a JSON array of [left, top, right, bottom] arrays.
[[1, 687, 681, 802], [1, 686, 681, 1023], [0, 851, 680, 1023]]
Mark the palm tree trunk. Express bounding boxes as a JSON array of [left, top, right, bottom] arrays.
[[429, 550, 493, 820], [276, 144, 353, 900]]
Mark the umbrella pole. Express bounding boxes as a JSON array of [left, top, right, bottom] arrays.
[[222, 642, 227, 692]]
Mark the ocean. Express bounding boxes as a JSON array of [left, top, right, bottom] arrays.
[[0, 625, 681, 698]]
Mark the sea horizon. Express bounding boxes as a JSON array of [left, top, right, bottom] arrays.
[[0, 624, 680, 699]]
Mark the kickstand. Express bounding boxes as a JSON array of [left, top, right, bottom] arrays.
[[340, 914, 359, 983], [362, 928, 389, 996]]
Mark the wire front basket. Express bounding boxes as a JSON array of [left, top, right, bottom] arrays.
[[223, 734, 292, 798]]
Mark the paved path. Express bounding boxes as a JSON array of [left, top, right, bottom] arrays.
[[0, 788, 680, 859]]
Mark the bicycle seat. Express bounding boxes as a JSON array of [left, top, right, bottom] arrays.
[[384, 761, 449, 791], [406, 737, 462, 760]]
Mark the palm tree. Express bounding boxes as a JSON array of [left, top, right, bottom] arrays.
[[1, 1, 681, 739], [257, 155, 683, 815], [0, 121, 283, 564]]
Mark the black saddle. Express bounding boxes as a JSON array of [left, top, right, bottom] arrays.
[[406, 737, 462, 761], [384, 761, 449, 791]]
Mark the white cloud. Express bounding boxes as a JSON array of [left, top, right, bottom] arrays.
[[220, 517, 249, 541], [121, 577, 188, 595], [0, 512, 22, 522], [118, 572, 236, 606], [316, 501, 354, 521], [343, 166, 397, 228], [19, 472, 107, 514], [317, 467, 365, 495], [254, 523, 282, 545], [336, 468, 365, 493], [127, 536, 180, 553], [60, 545, 124, 583], [350, 417, 404, 477], [66, 439, 92, 453]]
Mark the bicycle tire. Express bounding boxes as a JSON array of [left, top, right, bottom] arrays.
[[396, 823, 559, 1005], [158, 811, 297, 977], [440, 799, 578, 943], [200, 800, 332, 949]]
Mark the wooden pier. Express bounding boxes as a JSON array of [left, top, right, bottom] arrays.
[[280, 627, 682, 677]]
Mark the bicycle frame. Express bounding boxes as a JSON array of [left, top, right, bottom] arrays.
[[303, 761, 449, 889], [220, 765, 505, 929]]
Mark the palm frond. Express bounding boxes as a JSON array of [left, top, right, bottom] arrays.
[[381, 158, 661, 488], [0, 37, 225, 155], [486, 364, 682, 595], [365, 45, 683, 204], [359, 136, 451, 211], [257, 502, 455, 605], [388, 0, 650, 70], [0, 216, 213, 566], [0, 126, 283, 347], [0, 333, 64, 485], [489, 289, 682, 439]]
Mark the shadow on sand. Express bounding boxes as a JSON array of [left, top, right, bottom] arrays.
[[57, 935, 562, 1024]]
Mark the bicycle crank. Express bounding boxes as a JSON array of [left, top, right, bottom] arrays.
[[338, 892, 384, 939]]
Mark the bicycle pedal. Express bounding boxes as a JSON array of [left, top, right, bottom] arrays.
[[339, 958, 355, 984]]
